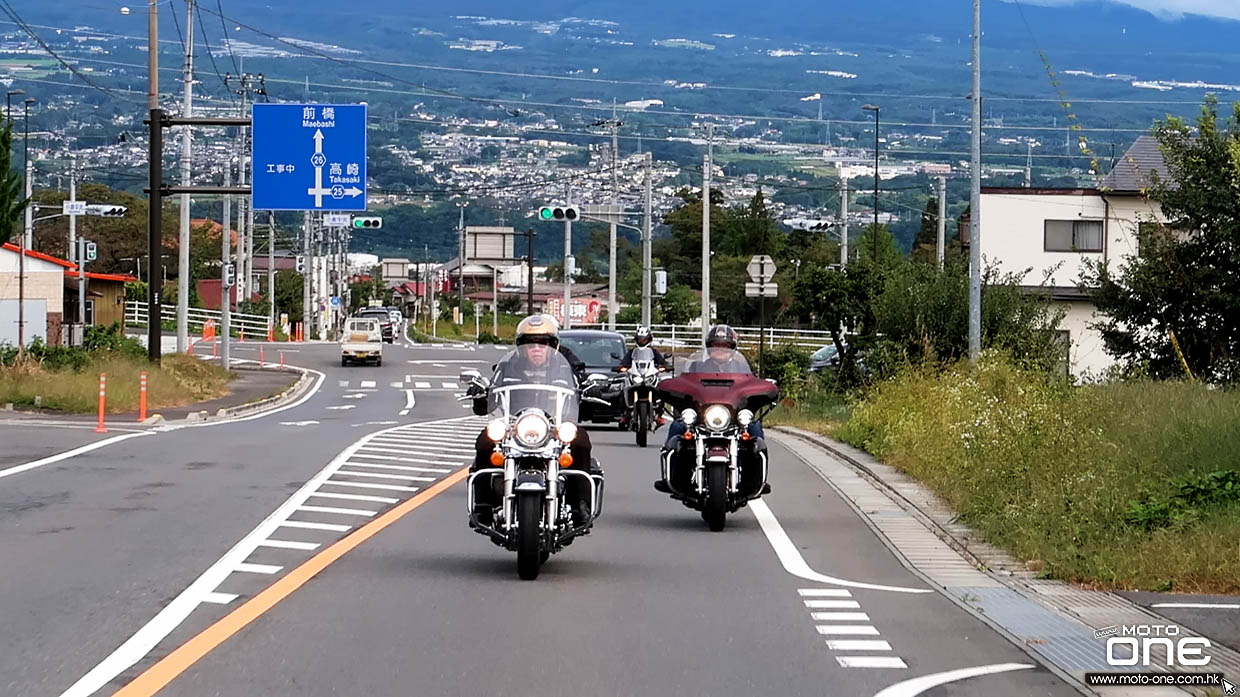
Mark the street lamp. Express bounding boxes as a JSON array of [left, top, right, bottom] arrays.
[[455, 200, 469, 320], [861, 104, 880, 262], [5, 89, 23, 126]]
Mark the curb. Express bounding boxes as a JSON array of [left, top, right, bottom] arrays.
[[215, 366, 311, 419], [774, 426, 1239, 697]]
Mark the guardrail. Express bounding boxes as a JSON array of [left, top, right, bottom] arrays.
[[570, 323, 834, 351], [125, 301, 271, 337]]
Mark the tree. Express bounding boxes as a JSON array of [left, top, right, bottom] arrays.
[[855, 224, 903, 270], [0, 124, 23, 245], [274, 271, 304, 323], [658, 284, 698, 324], [718, 187, 783, 257], [910, 196, 940, 264], [1086, 97, 1240, 384]]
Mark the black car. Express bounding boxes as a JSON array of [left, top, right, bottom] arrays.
[[357, 308, 395, 343], [558, 329, 627, 423]]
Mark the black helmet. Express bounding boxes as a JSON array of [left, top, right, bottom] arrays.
[[705, 324, 738, 350], [635, 325, 653, 347]]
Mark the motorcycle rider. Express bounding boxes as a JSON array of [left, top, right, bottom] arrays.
[[663, 324, 766, 447], [619, 325, 669, 370], [469, 314, 598, 524]]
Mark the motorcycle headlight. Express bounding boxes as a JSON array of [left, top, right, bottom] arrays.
[[557, 421, 578, 443], [703, 405, 732, 430], [514, 412, 550, 446], [737, 409, 754, 428], [632, 373, 645, 385], [485, 417, 508, 442], [681, 408, 697, 426]]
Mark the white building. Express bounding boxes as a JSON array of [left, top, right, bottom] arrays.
[[979, 136, 1168, 379]]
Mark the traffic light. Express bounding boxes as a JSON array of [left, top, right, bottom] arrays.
[[538, 205, 579, 222], [351, 216, 382, 229], [84, 241, 97, 262], [295, 255, 307, 274], [85, 204, 128, 218], [654, 269, 668, 295], [223, 262, 235, 288]]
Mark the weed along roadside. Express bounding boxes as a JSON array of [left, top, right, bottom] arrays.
[[775, 356, 1240, 595], [1, 323, 232, 414]]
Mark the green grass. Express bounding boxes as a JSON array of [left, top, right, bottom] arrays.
[[0, 353, 232, 414], [824, 358, 1240, 593]]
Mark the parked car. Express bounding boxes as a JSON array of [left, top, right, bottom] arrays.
[[341, 317, 383, 366], [356, 308, 395, 343], [558, 329, 627, 424], [808, 344, 840, 372]]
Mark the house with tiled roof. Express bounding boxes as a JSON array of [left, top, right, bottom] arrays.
[[978, 136, 1170, 380], [1, 243, 137, 346]]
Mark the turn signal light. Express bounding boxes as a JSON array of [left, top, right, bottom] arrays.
[[489, 451, 505, 466], [682, 432, 694, 440], [740, 432, 753, 441], [559, 453, 574, 467]]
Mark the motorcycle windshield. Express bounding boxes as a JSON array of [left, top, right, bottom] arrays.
[[683, 348, 752, 375], [488, 345, 580, 424], [630, 346, 658, 373]]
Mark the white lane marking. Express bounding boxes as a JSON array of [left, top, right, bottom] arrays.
[[750, 499, 931, 594], [344, 462, 452, 474], [432, 363, 447, 368], [374, 431, 477, 444], [0, 431, 152, 481], [805, 600, 862, 609], [811, 612, 871, 622], [389, 382, 403, 388], [443, 381, 460, 389], [279, 520, 351, 532], [871, 663, 1034, 697], [257, 539, 321, 551], [338, 380, 348, 387], [201, 592, 238, 605], [359, 444, 474, 457], [342, 393, 366, 400], [398, 409, 410, 416], [335, 469, 435, 482], [799, 588, 853, 597], [307, 491, 398, 505], [404, 389, 416, 409], [1151, 603, 1240, 609], [297, 504, 377, 517], [838, 657, 907, 669], [326, 405, 356, 411], [414, 381, 431, 389], [816, 625, 881, 636], [348, 453, 463, 467], [279, 420, 320, 427], [234, 562, 283, 575], [360, 380, 376, 388], [826, 640, 892, 651], [323, 479, 420, 492]]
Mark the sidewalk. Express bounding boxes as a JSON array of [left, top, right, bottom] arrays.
[[773, 426, 1240, 697]]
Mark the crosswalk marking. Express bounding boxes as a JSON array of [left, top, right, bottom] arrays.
[[835, 657, 907, 669]]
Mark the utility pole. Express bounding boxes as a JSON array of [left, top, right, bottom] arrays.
[[19, 105, 32, 354], [302, 211, 310, 342], [267, 211, 275, 331], [145, 0, 162, 362], [77, 237, 86, 344], [220, 161, 232, 369], [969, 0, 983, 364], [609, 114, 620, 330], [68, 158, 77, 263], [1024, 141, 1032, 188], [456, 200, 468, 323], [492, 265, 499, 338], [839, 177, 849, 267], [936, 176, 947, 269], [701, 122, 713, 339], [174, 0, 195, 354], [524, 230, 535, 316], [641, 152, 652, 326], [563, 184, 572, 330]]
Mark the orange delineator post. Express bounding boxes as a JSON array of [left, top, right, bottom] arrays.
[[95, 373, 108, 433], [267, 325, 274, 342], [212, 340, 218, 358], [240, 327, 245, 342], [137, 371, 148, 423], [279, 350, 285, 367]]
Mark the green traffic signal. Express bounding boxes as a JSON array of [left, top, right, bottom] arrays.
[[539, 207, 554, 220]]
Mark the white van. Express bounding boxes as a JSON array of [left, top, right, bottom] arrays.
[[341, 317, 383, 366]]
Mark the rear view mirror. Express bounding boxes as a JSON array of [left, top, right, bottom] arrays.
[[585, 373, 610, 384]]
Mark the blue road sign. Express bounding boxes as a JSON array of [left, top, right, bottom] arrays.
[[251, 103, 368, 211]]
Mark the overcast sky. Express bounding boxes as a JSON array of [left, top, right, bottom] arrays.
[[1014, 0, 1240, 21]]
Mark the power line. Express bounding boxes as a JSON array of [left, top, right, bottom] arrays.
[[213, 0, 241, 76], [194, 0, 235, 104], [167, 0, 187, 58], [0, 0, 143, 104]]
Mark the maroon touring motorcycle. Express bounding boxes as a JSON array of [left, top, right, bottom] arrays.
[[655, 348, 780, 531]]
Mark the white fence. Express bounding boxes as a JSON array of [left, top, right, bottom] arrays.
[[570, 323, 834, 351], [126, 301, 272, 337]]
